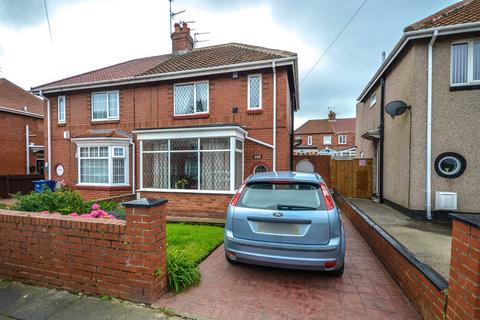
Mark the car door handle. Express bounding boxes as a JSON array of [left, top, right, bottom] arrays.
[[247, 217, 312, 224]]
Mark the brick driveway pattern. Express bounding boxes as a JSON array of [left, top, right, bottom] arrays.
[[154, 216, 420, 320]]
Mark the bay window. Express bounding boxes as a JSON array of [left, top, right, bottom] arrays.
[[141, 133, 245, 193], [76, 145, 129, 186], [174, 81, 209, 115], [451, 40, 480, 85]]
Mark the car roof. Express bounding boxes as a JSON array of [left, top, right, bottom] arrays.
[[246, 171, 324, 185]]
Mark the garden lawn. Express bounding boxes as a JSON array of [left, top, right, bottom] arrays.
[[166, 223, 224, 265]]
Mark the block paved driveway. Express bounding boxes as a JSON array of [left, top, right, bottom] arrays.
[[154, 215, 419, 320]]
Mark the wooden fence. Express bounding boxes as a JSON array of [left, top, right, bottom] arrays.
[[293, 155, 373, 199], [0, 174, 43, 198]]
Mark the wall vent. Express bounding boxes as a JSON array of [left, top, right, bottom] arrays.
[[435, 191, 457, 211]]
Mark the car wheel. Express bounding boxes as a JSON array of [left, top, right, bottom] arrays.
[[225, 255, 237, 265], [329, 263, 344, 277]]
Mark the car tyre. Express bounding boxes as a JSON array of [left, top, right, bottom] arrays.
[[225, 255, 237, 265], [329, 263, 344, 277]]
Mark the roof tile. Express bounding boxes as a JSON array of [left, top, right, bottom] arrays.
[[295, 118, 356, 135], [0, 78, 44, 114]]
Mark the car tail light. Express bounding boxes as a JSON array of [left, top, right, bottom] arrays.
[[231, 182, 247, 206], [320, 182, 335, 210], [324, 261, 336, 269]]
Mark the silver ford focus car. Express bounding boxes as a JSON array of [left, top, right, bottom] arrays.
[[224, 171, 345, 276]]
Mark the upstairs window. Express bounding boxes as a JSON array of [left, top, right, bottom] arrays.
[[174, 81, 209, 116], [338, 135, 347, 145], [58, 95, 66, 123], [323, 135, 332, 145], [451, 40, 480, 85], [92, 91, 119, 121], [248, 74, 262, 109], [307, 136, 313, 145], [369, 93, 377, 108]]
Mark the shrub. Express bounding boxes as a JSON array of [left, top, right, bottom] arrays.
[[12, 189, 118, 216], [167, 249, 201, 293]]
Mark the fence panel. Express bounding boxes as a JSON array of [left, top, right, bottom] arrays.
[[0, 174, 43, 198], [331, 159, 373, 198]]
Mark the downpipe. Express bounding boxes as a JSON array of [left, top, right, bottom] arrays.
[[37, 90, 52, 180], [272, 61, 277, 171]]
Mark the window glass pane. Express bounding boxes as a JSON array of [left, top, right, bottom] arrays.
[[80, 159, 108, 183], [201, 138, 230, 150], [474, 41, 480, 81], [171, 139, 198, 151], [235, 139, 243, 151], [195, 82, 208, 113], [235, 151, 243, 189], [170, 152, 198, 189], [92, 93, 108, 119], [108, 92, 118, 118], [80, 147, 88, 157], [200, 151, 230, 191], [452, 43, 468, 84], [249, 76, 261, 108], [89, 147, 99, 157], [174, 84, 195, 115], [99, 147, 108, 157], [113, 158, 125, 184], [143, 140, 168, 152], [113, 147, 124, 157], [143, 153, 168, 188], [58, 97, 65, 121]]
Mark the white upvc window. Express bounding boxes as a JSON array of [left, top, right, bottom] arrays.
[[323, 135, 332, 145], [248, 74, 262, 109], [58, 95, 66, 123], [338, 135, 347, 145], [307, 136, 313, 145], [174, 81, 209, 116], [451, 40, 480, 85], [76, 144, 129, 186], [91, 91, 119, 121], [370, 93, 377, 108]]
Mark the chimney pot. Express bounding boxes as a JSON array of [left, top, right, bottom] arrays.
[[171, 22, 193, 54], [328, 110, 336, 122]]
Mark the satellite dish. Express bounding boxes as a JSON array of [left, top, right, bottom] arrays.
[[385, 100, 410, 118]]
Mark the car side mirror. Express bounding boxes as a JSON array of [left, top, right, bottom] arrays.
[[329, 189, 335, 195]]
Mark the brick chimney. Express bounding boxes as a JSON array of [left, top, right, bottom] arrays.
[[328, 110, 337, 122], [171, 22, 193, 54]]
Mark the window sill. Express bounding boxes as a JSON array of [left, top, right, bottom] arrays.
[[91, 119, 120, 125], [173, 113, 209, 120], [74, 184, 130, 191], [247, 109, 262, 115], [139, 188, 235, 195], [57, 122, 67, 127], [450, 84, 480, 91]]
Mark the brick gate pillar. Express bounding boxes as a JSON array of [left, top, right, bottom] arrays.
[[123, 198, 168, 303], [447, 214, 480, 320]]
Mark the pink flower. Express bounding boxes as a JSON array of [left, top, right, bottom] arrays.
[[40, 210, 49, 214], [80, 213, 92, 218], [91, 203, 100, 210], [108, 214, 116, 219], [69, 212, 78, 216]]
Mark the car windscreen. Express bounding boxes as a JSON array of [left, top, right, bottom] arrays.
[[237, 182, 326, 210]]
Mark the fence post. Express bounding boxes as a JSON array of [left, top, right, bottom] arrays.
[[447, 214, 480, 320], [123, 198, 169, 303]]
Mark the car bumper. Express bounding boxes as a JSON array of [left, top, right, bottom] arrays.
[[224, 229, 346, 271]]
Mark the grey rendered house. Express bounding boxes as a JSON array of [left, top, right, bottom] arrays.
[[356, 0, 480, 219]]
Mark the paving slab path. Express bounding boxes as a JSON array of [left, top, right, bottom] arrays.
[[155, 214, 420, 320]]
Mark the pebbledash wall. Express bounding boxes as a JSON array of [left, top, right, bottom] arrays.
[[336, 194, 480, 320], [45, 68, 293, 217], [0, 199, 169, 304]]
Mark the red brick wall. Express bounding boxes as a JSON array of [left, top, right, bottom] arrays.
[[447, 219, 480, 320], [0, 203, 168, 304], [45, 67, 293, 215], [335, 194, 447, 320], [293, 155, 331, 185], [0, 112, 43, 175]]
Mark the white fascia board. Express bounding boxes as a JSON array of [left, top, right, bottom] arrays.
[[71, 137, 132, 146], [0, 106, 44, 119], [31, 57, 297, 94], [134, 126, 248, 140], [357, 22, 480, 102]]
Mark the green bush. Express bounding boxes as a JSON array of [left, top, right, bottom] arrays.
[[167, 249, 201, 293], [12, 189, 118, 215]]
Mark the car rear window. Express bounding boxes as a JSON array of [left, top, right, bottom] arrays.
[[237, 182, 326, 210]]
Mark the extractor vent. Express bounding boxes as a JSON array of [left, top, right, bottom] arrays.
[[435, 191, 457, 211]]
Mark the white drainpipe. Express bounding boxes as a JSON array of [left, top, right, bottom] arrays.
[[272, 61, 277, 171], [130, 140, 135, 195], [25, 125, 30, 175], [426, 30, 438, 220], [37, 90, 52, 180]]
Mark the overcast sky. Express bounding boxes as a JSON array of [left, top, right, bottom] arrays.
[[0, 0, 457, 128]]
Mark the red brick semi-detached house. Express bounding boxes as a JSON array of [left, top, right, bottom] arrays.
[[32, 22, 299, 218], [0, 78, 45, 176], [294, 111, 356, 157]]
